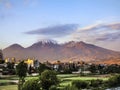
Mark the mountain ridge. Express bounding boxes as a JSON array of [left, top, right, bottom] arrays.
[[3, 41, 120, 63]]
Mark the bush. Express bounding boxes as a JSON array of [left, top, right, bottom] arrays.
[[41, 70, 59, 90], [63, 85, 78, 90], [72, 80, 89, 89], [90, 79, 103, 87], [22, 79, 40, 90], [107, 74, 120, 87], [49, 85, 58, 90]]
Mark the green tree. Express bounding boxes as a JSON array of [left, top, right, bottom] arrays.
[[88, 64, 98, 74], [6, 62, 14, 69], [2, 62, 15, 75], [90, 79, 103, 87], [16, 61, 27, 90], [22, 79, 40, 90], [72, 80, 89, 89], [107, 74, 120, 87], [40, 70, 59, 90], [0, 50, 4, 64], [38, 63, 50, 75], [106, 64, 120, 74]]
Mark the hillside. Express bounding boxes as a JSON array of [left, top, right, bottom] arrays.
[[3, 41, 120, 63]]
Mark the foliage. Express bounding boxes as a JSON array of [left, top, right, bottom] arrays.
[[72, 80, 89, 89], [16, 61, 28, 90], [90, 79, 103, 87], [38, 63, 51, 75], [6, 62, 15, 69], [40, 70, 59, 90], [22, 79, 40, 90], [16, 61, 27, 79], [49, 85, 58, 90], [88, 64, 98, 73], [62, 85, 78, 90], [89, 64, 120, 74], [2, 62, 16, 75], [106, 64, 120, 74], [107, 74, 120, 87]]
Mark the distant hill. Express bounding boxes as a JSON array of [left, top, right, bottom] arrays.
[[3, 40, 120, 63]]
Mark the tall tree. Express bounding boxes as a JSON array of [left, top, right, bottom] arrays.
[[40, 70, 59, 90], [38, 63, 50, 75], [16, 61, 27, 90]]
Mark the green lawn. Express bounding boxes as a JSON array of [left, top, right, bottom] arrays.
[[59, 74, 108, 87], [0, 85, 17, 90], [62, 76, 108, 81], [0, 80, 10, 83], [0, 74, 109, 90], [57, 74, 78, 78], [25, 76, 39, 80]]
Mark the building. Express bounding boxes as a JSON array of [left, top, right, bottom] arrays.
[[24, 58, 34, 67]]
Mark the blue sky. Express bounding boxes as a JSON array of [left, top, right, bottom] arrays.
[[0, 0, 120, 51]]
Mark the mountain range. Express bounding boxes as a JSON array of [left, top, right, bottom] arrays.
[[3, 40, 120, 64]]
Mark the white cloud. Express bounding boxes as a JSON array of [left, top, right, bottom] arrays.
[[68, 22, 120, 51]]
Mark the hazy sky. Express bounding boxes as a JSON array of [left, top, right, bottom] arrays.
[[0, 0, 120, 51]]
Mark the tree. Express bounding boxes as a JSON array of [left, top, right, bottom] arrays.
[[90, 79, 103, 87], [72, 80, 89, 89], [88, 64, 98, 74], [22, 79, 40, 90], [107, 74, 120, 87], [40, 70, 59, 90], [0, 49, 4, 64], [16, 61, 27, 90], [2, 62, 15, 74], [38, 63, 50, 75], [6, 62, 14, 69], [5, 62, 15, 75], [106, 64, 120, 74]]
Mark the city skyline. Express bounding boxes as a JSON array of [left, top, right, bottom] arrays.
[[0, 0, 120, 51]]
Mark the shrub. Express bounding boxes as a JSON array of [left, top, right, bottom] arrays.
[[22, 79, 40, 90], [72, 80, 89, 89], [107, 74, 120, 87], [90, 79, 103, 87], [49, 85, 58, 90], [41, 70, 59, 90], [63, 85, 78, 90]]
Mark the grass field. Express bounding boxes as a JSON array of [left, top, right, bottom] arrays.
[[58, 74, 108, 87], [0, 85, 17, 90], [0, 74, 109, 90], [0, 80, 10, 83]]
